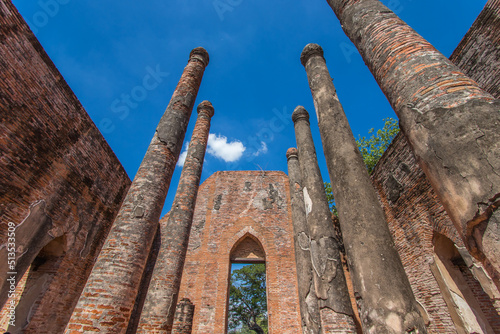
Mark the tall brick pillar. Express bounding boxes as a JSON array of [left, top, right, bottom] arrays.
[[171, 298, 195, 334], [64, 47, 209, 334], [137, 101, 214, 333], [300, 43, 427, 333], [286, 147, 321, 334], [325, 0, 500, 286], [291, 107, 356, 332]]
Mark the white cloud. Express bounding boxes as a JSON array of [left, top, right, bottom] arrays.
[[207, 133, 246, 162], [176, 142, 189, 167], [253, 141, 268, 156]]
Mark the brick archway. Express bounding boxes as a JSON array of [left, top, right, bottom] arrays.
[[229, 232, 266, 264], [174, 171, 302, 333], [227, 232, 267, 333]]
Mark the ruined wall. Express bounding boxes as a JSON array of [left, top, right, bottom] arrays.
[[372, 134, 500, 333], [371, 1, 500, 332], [0, 1, 131, 332], [175, 171, 301, 333], [449, 0, 500, 99], [372, 134, 465, 333], [171, 298, 195, 334]]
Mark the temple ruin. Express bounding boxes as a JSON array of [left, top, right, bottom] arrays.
[[1, 0, 499, 333]]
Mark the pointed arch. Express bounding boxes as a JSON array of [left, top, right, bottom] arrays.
[[229, 233, 266, 264], [225, 217, 274, 261], [227, 230, 268, 334]]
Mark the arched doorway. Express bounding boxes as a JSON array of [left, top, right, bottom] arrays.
[[0, 235, 67, 333], [227, 234, 268, 334], [431, 232, 498, 333]]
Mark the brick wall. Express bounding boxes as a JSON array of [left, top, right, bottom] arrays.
[[454, 257, 500, 332], [1, 0, 499, 332], [371, 127, 500, 333], [450, 0, 500, 99], [370, 2, 500, 332], [0, 1, 131, 332], [171, 298, 195, 334], [371, 133, 462, 333], [174, 171, 301, 333]]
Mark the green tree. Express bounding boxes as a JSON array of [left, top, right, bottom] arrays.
[[324, 181, 338, 216], [228, 264, 268, 334], [355, 117, 399, 174], [325, 118, 399, 214]]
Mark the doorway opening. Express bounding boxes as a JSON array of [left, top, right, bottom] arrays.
[[0, 234, 67, 333], [431, 232, 499, 333], [227, 234, 268, 334]]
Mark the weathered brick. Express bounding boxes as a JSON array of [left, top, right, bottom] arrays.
[[0, 1, 130, 333], [65, 47, 209, 334], [173, 171, 302, 333], [137, 101, 214, 332], [369, 3, 500, 329], [1, 0, 499, 332], [450, 0, 500, 99], [325, 0, 500, 283], [171, 298, 195, 334]]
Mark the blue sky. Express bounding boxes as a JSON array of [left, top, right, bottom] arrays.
[[12, 0, 487, 216]]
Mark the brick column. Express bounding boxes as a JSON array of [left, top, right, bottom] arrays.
[[171, 298, 195, 334], [64, 47, 209, 334], [291, 107, 356, 332], [325, 0, 500, 285], [286, 147, 321, 334], [301, 43, 427, 333], [137, 101, 214, 333]]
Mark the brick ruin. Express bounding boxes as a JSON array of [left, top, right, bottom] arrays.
[[0, 1, 131, 333], [167, 171, 301, 333], [0, 0, 499, 333]]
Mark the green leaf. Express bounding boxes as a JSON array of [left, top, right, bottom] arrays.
[[355, 117, 399, 174], [229, 264, 268, 333]]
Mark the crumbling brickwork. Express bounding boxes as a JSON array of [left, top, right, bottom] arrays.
[[137, 101, 214, 333], [65, 47, 209, 334], [125, 225, 162, 334], [0, 1, 131, 333], [326, 0, 500, 286], [450, 0, 500, 99], [171, 298, 195, 334], [1, 0, 499, 332], [370, 2, 500, 330], [372, 132, 500, 333], [175, 171, 302, 333]]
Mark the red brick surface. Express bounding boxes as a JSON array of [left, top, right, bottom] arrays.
[[372, 131, 500, 333], [171, 298, 195, 334], [455, 258, 500, 332], [0, 1, 131, 333], [137, 102, 213, 333], [369, 1, 500, 329], [2, 0, 500, 332], [176, 171, 302, 333], [371, 133, 462, 333], [65, 48, 208, 333], [450, 0, 500, 100], [327, 3, 500, 285], [328, 0, 494, 114]]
